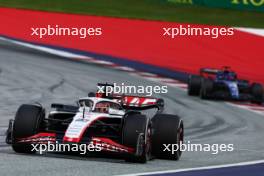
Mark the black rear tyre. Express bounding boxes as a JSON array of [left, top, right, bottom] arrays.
[[12, 104, 45, 153], [188, 75, 202, 96], [151, 114, 184, 160], [251, 83, 263, 105], [122, 114, 151, 163], [200, 79, 214, 99]]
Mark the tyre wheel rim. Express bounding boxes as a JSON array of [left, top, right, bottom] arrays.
[[145, 127, 151, 159], [178, 126, 184, 156]]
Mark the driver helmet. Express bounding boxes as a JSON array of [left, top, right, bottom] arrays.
[[95, 102, 110, 113]]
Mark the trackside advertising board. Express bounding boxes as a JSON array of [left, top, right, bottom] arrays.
[[168, 0, 264, 12]]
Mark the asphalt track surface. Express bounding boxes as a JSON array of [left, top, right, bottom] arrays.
[[0, 40, 264, 176]]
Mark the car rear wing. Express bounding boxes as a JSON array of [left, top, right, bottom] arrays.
[[121, 96, 164, 112], [200, 66, 238, 80], [94, 83, 164, 112], [200, 68, 219, 75], [200, 66, 233, 76], [199, 68, 220, 79]]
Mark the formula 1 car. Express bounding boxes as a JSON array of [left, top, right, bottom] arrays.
[[6, 83, 184, 163], [188, 67, 264, 104]]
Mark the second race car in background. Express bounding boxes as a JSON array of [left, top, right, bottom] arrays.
[[188, 67, 264, 104]]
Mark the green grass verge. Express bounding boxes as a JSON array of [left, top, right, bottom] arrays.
[[0, 0, 264, 28]]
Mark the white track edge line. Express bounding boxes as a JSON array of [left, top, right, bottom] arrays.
[[116, 159, 264, 176]]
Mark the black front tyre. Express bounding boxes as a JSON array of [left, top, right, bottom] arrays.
[[200, 79, 213, 99], [12, 104, 45, 153], [251, 83, 263, 105], [122, 114, 151, 163], [188, 75, 202, 96], [151, 114, 184, 160]]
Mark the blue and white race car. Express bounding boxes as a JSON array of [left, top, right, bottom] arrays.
[[188, 67, 263, 104]]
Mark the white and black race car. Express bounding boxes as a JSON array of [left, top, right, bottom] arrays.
[[6, 83, 184, 163]]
